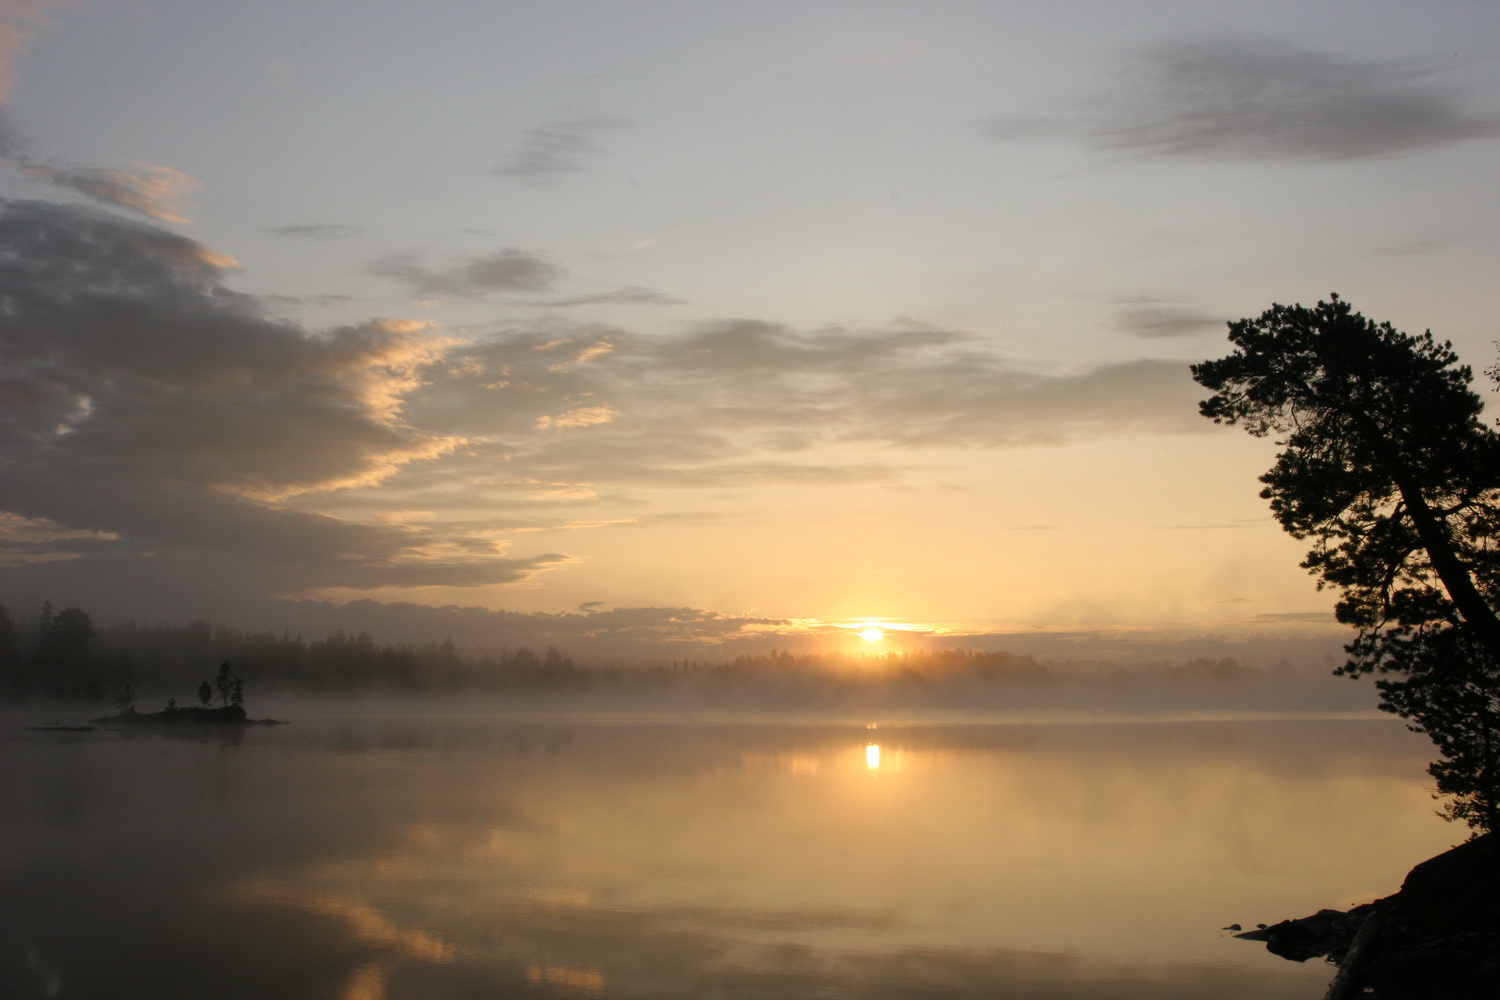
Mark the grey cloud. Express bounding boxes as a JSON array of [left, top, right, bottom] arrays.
[[528, 286, 685, 307], [264, 292, 354, 311], [0, 198, 565, 600], [1114, 304, 1224, 338], [491, 115, 627, 185], [264, 598, 801, 655], [266, 223, 363, 239], [850, 357, 1202, 447], [985, 37, 1500, 161], [368, 249, 561, 298], [656, 320, 962, 376], [395, 320, 1203, 501]]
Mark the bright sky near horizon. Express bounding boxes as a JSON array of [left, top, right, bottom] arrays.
[[2, 0, 1499, 652]]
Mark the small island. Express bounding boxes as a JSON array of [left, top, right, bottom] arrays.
[[91, 661, 286, 727]]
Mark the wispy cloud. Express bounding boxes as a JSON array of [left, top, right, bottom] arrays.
[[1113, 302, 1223, 339], [266, 223, 363, 240], [367, 249, 561, 298], [396, 320, 1205, 497], [18, 160, 201, 222], [491, 116, 627, 185], [984, 37, 1500, 161], [527, 286, 685, 307]]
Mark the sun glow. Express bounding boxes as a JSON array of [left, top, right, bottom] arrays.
[[834, 619, 943, 649]]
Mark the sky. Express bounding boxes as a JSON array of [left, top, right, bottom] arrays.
[[1, 0, 1499, 658]]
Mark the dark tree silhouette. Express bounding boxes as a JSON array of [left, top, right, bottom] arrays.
[[36, 604, 97, 698], [213, 660, 241, 708], [114, 675, 137, 715], [0, 604, 17, 694], [1194, 294, 1500, 830], [1373, 629, 1500, 832]]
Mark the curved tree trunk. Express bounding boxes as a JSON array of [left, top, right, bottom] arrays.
[[1394, 475, 1500, 657]]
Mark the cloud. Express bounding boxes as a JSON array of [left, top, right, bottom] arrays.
[[0, 511, 117, 566], [17, 160, 201, 222], [1113, 303, 1224, 339], [827, 355, 1199, 449], [266, 223, 363, 240], [0, 202, 1210, 613], [262, 598, 811, 656], [0, 105, 201, 223], [527, 286, 685, 307], [0, 198, 567, 602], [389, 319, 1204, 501], [367, 249, 561, 298], [491, 116, 626, 185], [984, 37, 1500, 161]]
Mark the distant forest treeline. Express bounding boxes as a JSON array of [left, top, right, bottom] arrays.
[[0, 599, 1342, 706], [0, 601, 585, 700]]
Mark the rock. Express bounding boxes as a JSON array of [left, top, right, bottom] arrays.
[[1365, 948, 1488, 1000], [1258, 908, 1364, 962], [1392, 833, 1500, 941], [1243, 834, 1500, 997]]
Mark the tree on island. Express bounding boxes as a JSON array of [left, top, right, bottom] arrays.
[[214, 660, 243, 707], [114, 675, 137, 715], [1193, 294, 1500, 832]]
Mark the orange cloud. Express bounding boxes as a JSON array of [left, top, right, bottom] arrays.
[[21, 161, 203, 223], [535, 405, 614, 430]]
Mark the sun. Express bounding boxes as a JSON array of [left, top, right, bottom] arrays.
[[857, 627, 885, 643]]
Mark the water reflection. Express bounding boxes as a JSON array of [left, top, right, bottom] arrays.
[[0, 713, 1457, 999]]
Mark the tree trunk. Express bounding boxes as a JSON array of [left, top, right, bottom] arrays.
[[1394, 474, 1500, 657]]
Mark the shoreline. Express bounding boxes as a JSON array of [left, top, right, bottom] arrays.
[[1242, 833, 1500, 999]]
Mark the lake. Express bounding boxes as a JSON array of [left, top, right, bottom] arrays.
[[0, 706, 1462, 999]]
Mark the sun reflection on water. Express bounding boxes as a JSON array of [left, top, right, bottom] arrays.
[[342, 962, 388, 1000], [866, 743, 881, 770]]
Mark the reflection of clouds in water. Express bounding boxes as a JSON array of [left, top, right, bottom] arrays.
[[526, 962, 606, 996], [227, 877, 456, 963], [0, 718, 1444, 999]]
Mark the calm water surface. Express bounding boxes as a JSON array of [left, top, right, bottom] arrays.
[[0, 709, 1461, 999]]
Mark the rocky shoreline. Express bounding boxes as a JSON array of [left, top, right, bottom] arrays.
[[1239, 833, 1500, 999]]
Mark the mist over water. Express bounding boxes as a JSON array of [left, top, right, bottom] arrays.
[[0, 707, 1456, 999]]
